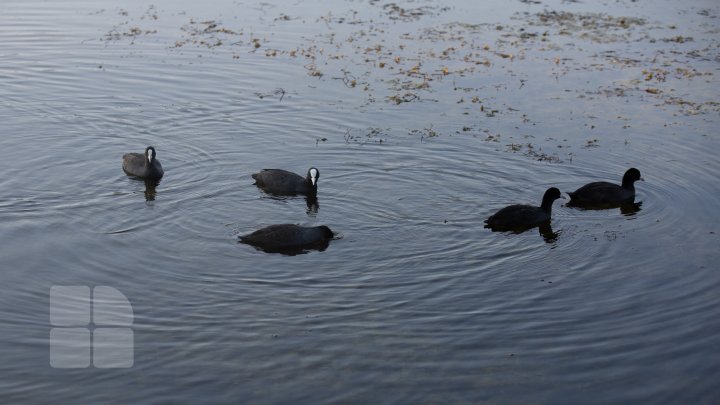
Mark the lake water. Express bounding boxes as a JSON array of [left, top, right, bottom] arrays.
[[1, 0, 719, 403]]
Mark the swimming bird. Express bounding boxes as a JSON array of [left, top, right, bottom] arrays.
[[485, 187, 564, 231], [122, 146, 164, 179], [251, 167, 319, 195], [567, 168, 643, 207], [239, 224, 334, 254]]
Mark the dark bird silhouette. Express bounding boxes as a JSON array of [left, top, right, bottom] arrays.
[[485, 187, 564, 231], [251, 167, 319, 196], [567, 168, 643, 207], [239, 224, 334, 254], [122, 146, 164, 179]]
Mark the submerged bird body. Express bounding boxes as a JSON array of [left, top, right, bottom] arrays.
[[122, 146, 164, 179], [567, 168, 642, 206], [252, 168, 319, 195], [485, 187, 563, 230], [239, 224, 334, 253]]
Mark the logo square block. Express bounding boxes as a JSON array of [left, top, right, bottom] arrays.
[[93, 328, 134, 368], [50, 328, 91, 368], [50, 286, 91, 327]]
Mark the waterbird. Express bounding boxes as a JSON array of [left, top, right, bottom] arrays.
[[567, 168, 643, 207], [485, 187, 564, 231], [251, 167, 319, 195], [122, 146, 164, 179]]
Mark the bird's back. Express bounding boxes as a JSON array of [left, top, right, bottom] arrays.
[[122, 153, 163, 178], [568, 181, 630, 205], [240, 224, 330, 249], [486, 204, 548, 228], [252, 169, 308, 194], [122, 153, 146, 176]]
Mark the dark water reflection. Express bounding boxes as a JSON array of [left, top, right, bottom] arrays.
[[305, 195, 319, 216], [1, 0, 719, 403], [143, 178, 160, 202], [260, 194, 320, 217], [566, 200, 643, 216], [485, 221, 560, 244], [538, 222, 560, 244], [620, 201, 643, 216]]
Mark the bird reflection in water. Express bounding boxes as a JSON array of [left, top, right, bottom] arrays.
[[143, 178, 161, 202], [566, 199, 643, 216], [486, 221, 560, 244], [538, 222, 560, 243], [264, 194, 319, 216], [305, 195, 319, 216], [620, 201, 642, 216], [243, 239, 331, 256]]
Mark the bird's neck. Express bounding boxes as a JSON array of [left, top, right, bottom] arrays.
[[621, 179, 635, 190], [540, 197, 555, 212]]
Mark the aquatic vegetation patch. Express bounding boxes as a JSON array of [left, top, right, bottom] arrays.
[[524, 11, 646, 43], [93, 1, 720, 162]]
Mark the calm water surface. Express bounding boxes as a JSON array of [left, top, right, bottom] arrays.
[[1, 0, 719, 403]]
